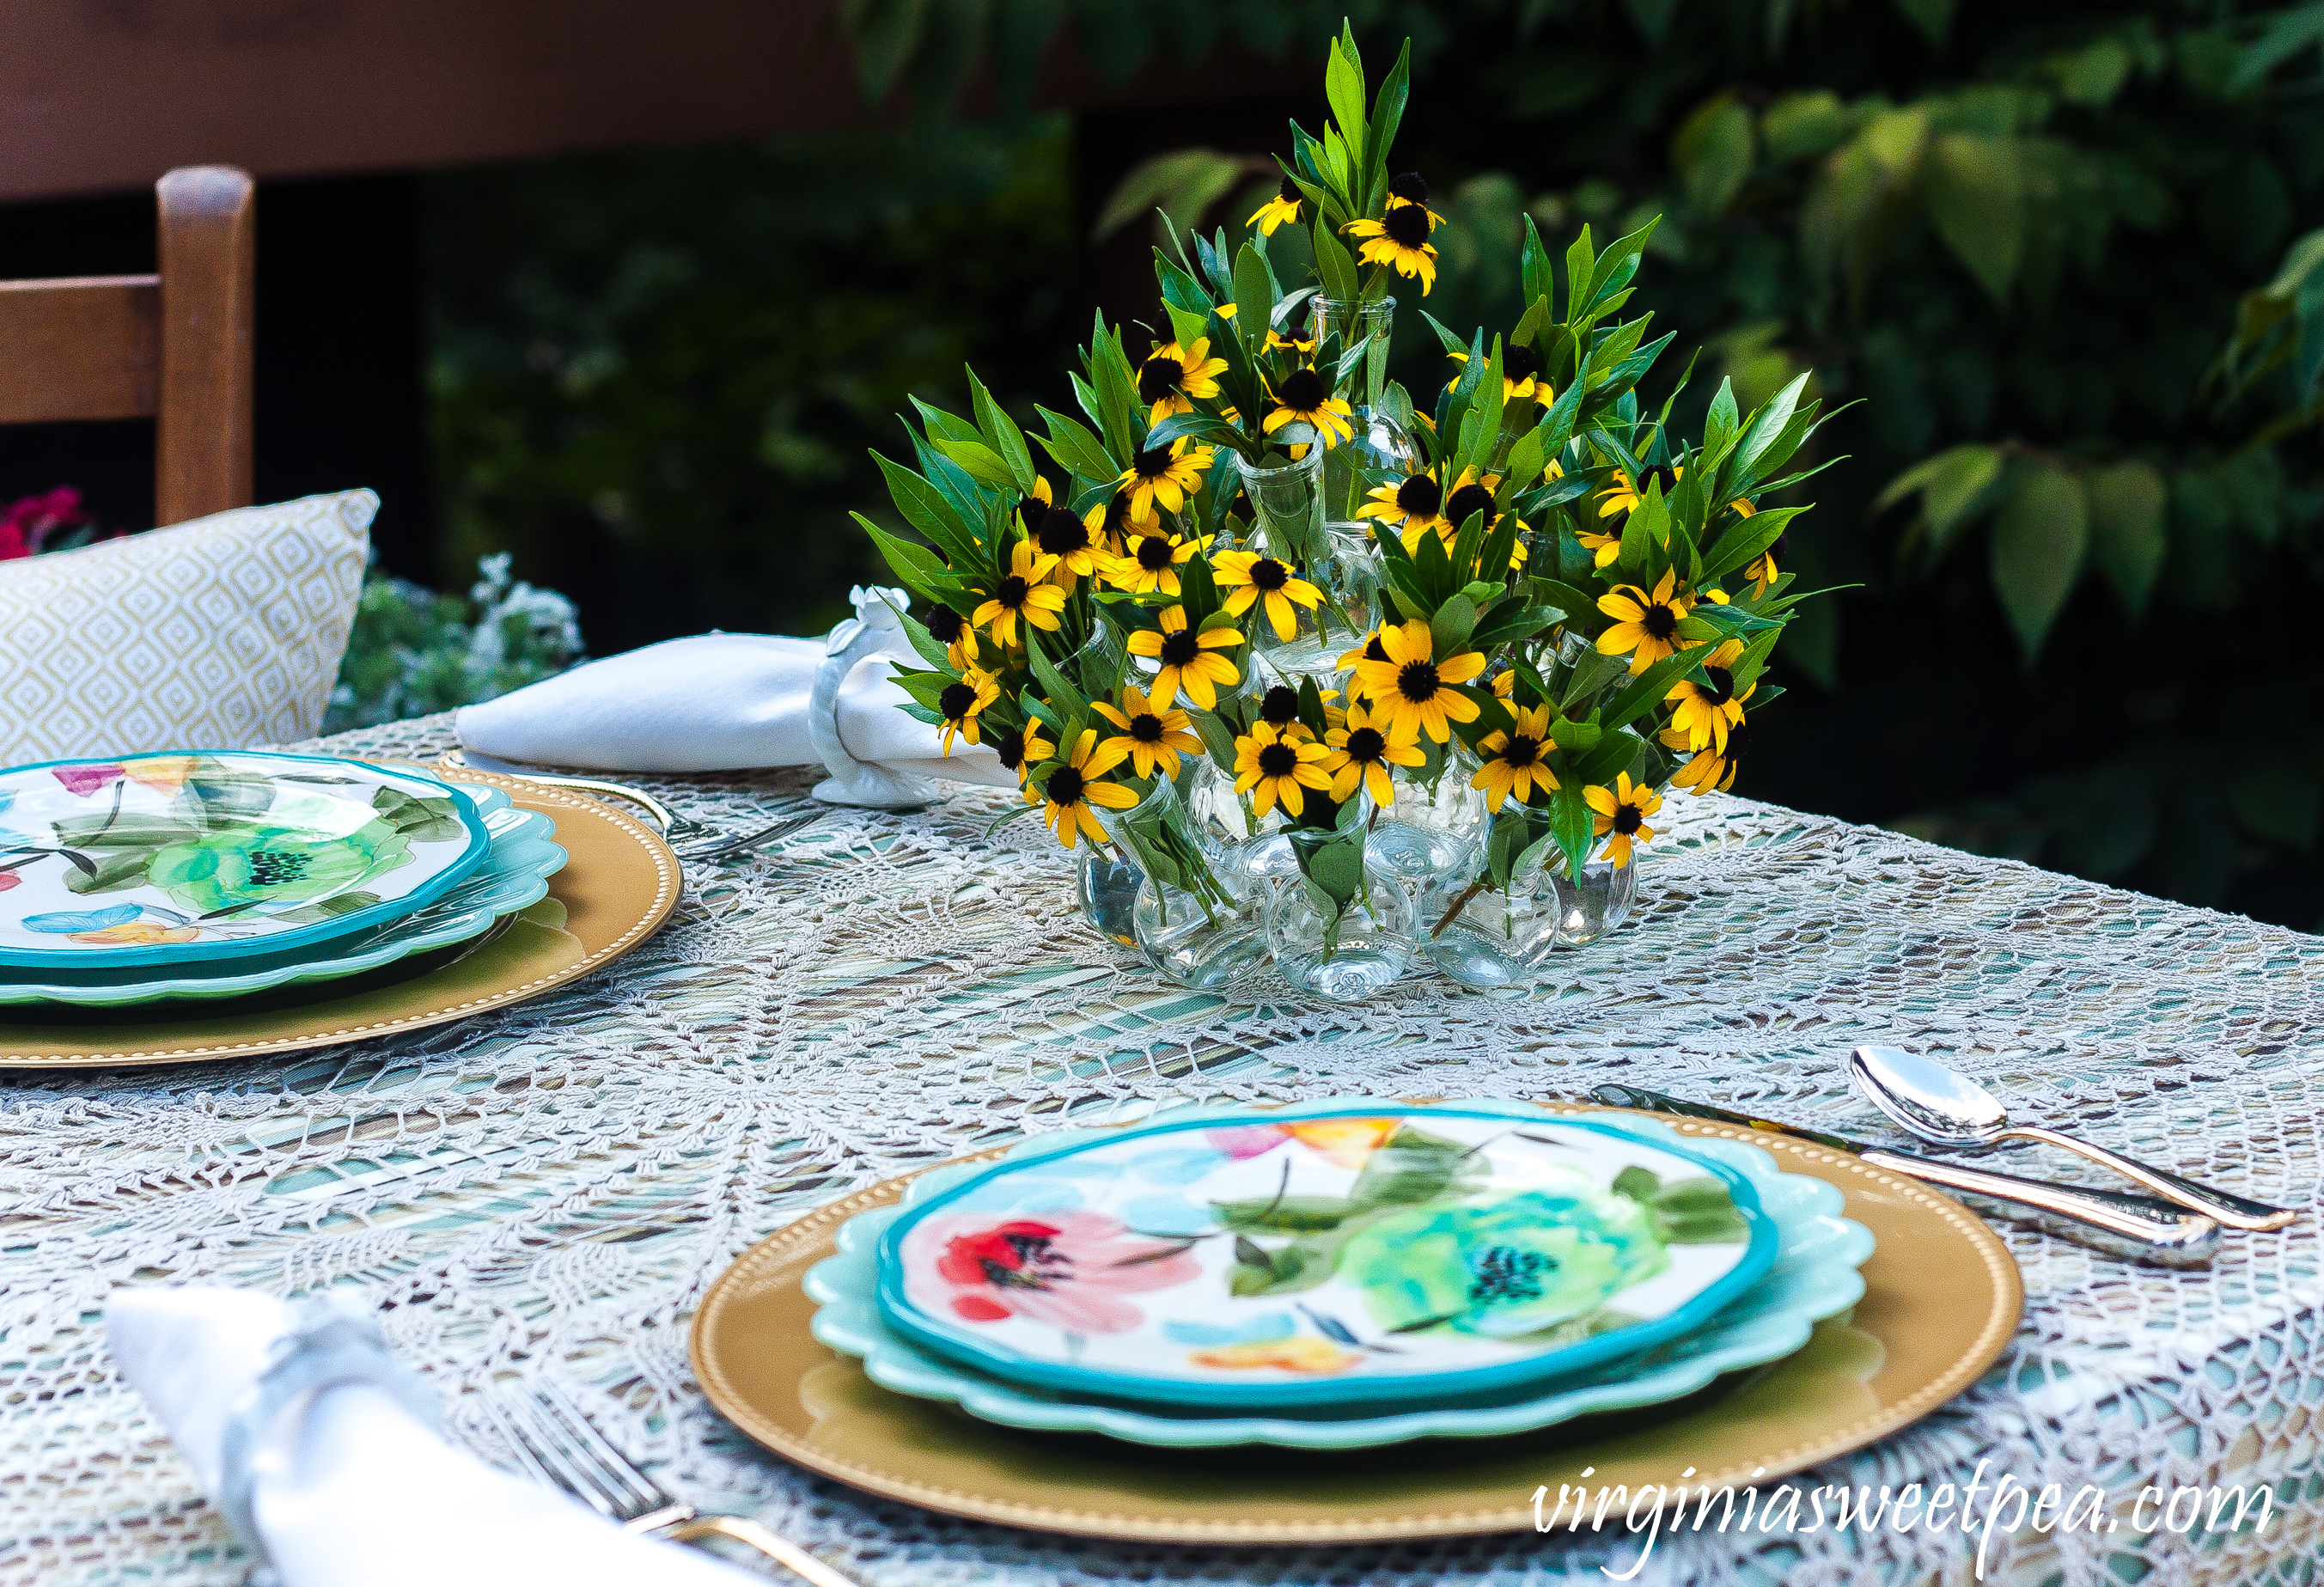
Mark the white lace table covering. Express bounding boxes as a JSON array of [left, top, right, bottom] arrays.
[[3, 712, 2315, 1586]]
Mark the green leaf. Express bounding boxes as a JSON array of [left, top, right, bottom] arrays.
[[1430, 592, 1478, 658], [932, 436, 1016, 490], [1875, 443, 2004, 560], [1231, 243, 1272, 357], [1347, 1125, 1480, 1209], [1922, 134, 2024, 305], [1313, 210, 1360, 302], [967, 368, 1036, 493], [1034, 406, 1117, 484], [1548, 782, 1595, 882], [2084, 461, 2168, 619], [856, 516, 948, 600], [869, 452, 978, 564], [1212, 1194, 1361, 1232], [1090, 149, 1253, 244], [1563, 223, 1595, 324], [1671, 92, 1755, 215], [1990, 465, 2089, 661]]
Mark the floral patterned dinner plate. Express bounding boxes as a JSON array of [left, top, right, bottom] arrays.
[[0, 784, 564, 1005], [0, 752, 490, 971], [873, 1100, 1778, 1411]]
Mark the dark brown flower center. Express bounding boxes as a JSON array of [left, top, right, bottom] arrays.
[[1037, 507, 1089, 557], [1700, 666, 1735, 705], [1502, 735, 1541, 768], [1363, 635, 1388, 661], [995, 576, 1029, 607], [924, 603, 965, 643], [1725, 723, 1754, 761], [1445, 484, 1496, 528], [1158, 627, 1200, 665], [1257, 742, 1299, 777], [1383, 203, 1432, 248], [1504, 344, 1542, 381], [1260, 686, 1301, 725], [1138, 356, 1186, 405], [1250, 558, 1291, 591], [1132, 445, 1176, 479], [1104, 491, 1134, 533], [1396, 661, 1442, 703], [1046, 766, 1086, 805], [1768, 534, 1790, 562], [995, 730, 1027, 770], [1612, 803, 1644, 835], [1345, 726, 1388, 763], [1129, 712, 1166, 743], [1277, 174, 1302, 204], [1640, 603, 1679, 640], [1133, 534, 1175, 571], [1018, 496, 1047, 534], [938, 682, 979, 721], [1388, 170, 1430, 204], [1276, 368, 1327, 411], [1395, 474, 1443, 517]]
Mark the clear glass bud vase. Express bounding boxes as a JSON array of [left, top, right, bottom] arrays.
[[1263, 824, 1418, 1004], [1100, 772, 1269, 990], [1077, 850, 1144, 945], [1423, 845, 1644, 986], [1308, 295, 1407, 530], [1229, 449, 1327, 571]]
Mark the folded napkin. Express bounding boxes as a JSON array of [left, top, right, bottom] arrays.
[[457, 585, 1012, 808], [106, 1287, 753, 1587]]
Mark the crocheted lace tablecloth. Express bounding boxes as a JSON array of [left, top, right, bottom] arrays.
[[3, 712, 2316, 1586]]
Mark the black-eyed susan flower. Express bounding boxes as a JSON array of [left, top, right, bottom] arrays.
[[1257, 683, 1305, 729], [1596, 468, 1647, 519], [1247, 174, 1304, 235], [1583, 772, 1661, 867], [936, 668, 1001, 755], [1083, 488, 1150, 556], [1118, 438, 1214, 518], [1034, 504, 1109, 585], [1445, 342, 1552, 406], [1489, 668, 1516, 699], [1266, 322, 1318, 356], [1385, 170, 1441, 222], [1664, 639, 1754, 753], [1105, 524, 1205, 596], [1016, 475, 1055, 537], [1138, 337, 1229, 426], [1574, 522, 1622, 570], [1595, 569, 1693, 673], [1128, 605, 1242, 708], [1356, 469, 1444, 536], [1336, 626, 1390, 671], [1213, 549, 1326, 642], [1234, 723, 1334, 820], [1439, 470, 1502, 534], [1040, 729, 1141, 850], [1344, 202, 1438, 292], [1261, 367, 1357, 448], [1322, 700, 1424, 806], [922, 601, 979, 669], [1471, 704, 1560, 812], [1668, 720, 1750, 795], [994, 721, 1055, 784], [972, 540, 1068, 647], [1091, 683, 1204, 780], [1352, 620, 1486, 743]]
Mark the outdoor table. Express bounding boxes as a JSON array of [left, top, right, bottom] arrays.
[[7, 711, 2313, 1585]]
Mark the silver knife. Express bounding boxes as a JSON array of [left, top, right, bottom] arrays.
[[1588, 1084, 2223, 1266]]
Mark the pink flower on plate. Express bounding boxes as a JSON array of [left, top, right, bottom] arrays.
[[906, 1209, 1201, 1334], [0, 871, 18, 893], [51, 765, 126, 797]]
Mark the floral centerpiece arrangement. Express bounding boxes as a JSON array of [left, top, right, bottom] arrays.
[[853, 25, 1839, 1003]]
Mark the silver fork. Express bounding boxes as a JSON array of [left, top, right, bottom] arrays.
[[489, 1380, 858, 1587], [436, 752, 826, 862]]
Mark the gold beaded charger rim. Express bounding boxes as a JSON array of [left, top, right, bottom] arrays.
[[0, 768, 680, 1067], [689, 1107, 2025, 1544]]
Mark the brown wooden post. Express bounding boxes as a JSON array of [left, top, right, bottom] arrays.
[[154, 165, 254, 526]]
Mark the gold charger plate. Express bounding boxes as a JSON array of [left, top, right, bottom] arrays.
[[691, 1108, 2024, 1544], [0, 770, 680, 1067]]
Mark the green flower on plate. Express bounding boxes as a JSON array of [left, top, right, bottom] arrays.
[[1339, 1174, 1669, 1340], [145, 818, 412, 919]]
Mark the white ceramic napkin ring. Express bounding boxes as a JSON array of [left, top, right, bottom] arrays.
[[215, 1295, 441, 1581]]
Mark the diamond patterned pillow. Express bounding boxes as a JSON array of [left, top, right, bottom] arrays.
[[0, 489, 375, 765]]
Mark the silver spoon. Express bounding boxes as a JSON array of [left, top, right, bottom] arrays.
[[1849, 1046, 2297, 1233]]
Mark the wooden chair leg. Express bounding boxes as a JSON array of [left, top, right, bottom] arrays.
[[155, 166, 255, 527]]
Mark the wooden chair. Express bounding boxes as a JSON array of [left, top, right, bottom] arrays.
[[0, 166, 254, 528]]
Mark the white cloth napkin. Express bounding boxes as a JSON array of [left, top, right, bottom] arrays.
[[455, 586, 1012, 808], [105, 1287, 753, 1587]]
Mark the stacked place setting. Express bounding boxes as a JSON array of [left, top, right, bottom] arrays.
[[802, 1096, 1877, 1451], [0, 750, 567, 1014]]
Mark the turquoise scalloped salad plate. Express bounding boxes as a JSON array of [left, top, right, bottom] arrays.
[[0, 752, 495, 971], [808, 1102, 1872, 1447], [860, 1098, 1785, 1413], [0, 782, 565, 1005]]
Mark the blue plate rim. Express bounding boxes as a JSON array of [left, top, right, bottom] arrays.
[[0, 750, 493, 970], [872, 1099, 1781, 1412]]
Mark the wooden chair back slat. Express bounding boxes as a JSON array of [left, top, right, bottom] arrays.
[[0, 277, 161, 424], [0, 166, 255, 528]]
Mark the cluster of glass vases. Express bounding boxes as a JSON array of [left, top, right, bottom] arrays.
[[1064, 295, 1641, 1003]]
